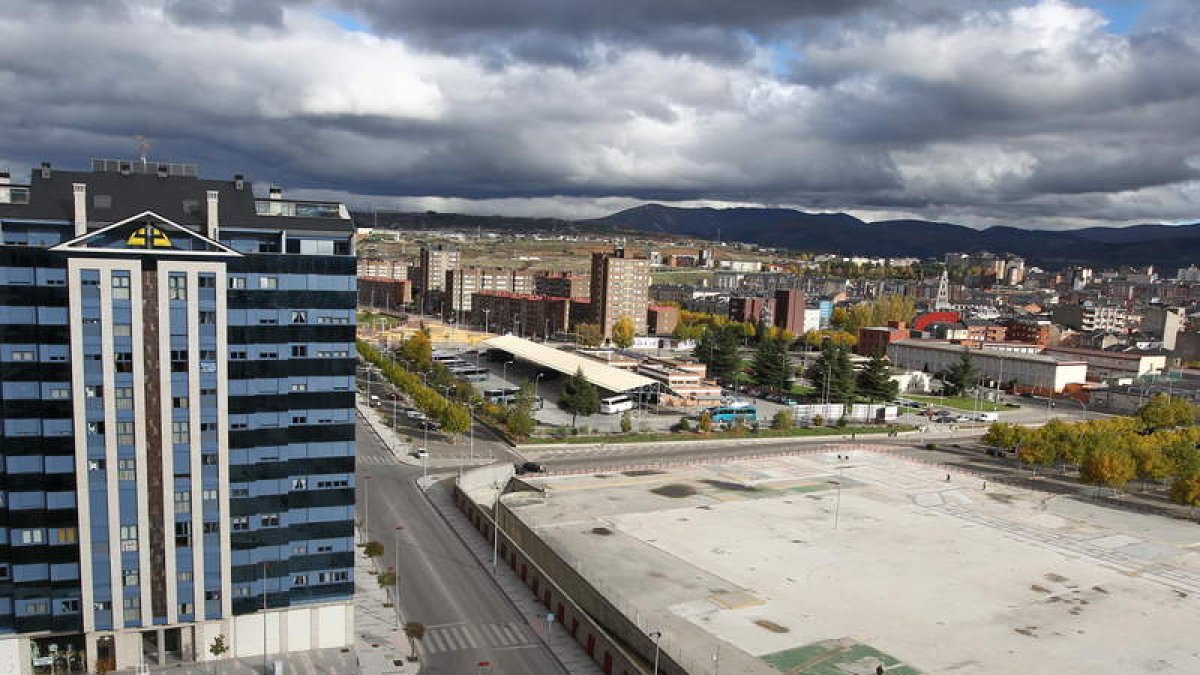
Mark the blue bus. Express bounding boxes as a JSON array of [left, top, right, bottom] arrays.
[[706, 405, 757, 424]]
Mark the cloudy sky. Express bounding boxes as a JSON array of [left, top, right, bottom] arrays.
[[2, 0, 1198, 229]]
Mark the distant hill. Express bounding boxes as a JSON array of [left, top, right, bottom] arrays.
[[585, 204, 1200, 269]]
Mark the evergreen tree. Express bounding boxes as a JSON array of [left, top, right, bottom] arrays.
[[557, 367, 600, 428], [856, 354, 899, 402], [694, 325, 741, 381], [752, 337, 793, 391], [942, 350, 977, 396], [808, 342, 856, 403]]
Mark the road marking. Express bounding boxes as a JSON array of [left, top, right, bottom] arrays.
[[421, 622, 535, 655]]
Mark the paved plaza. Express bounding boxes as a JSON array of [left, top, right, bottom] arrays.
[[510, 448, 1200, 674]]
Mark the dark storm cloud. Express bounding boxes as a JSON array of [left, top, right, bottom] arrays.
[[1, 0, 1199, 228]]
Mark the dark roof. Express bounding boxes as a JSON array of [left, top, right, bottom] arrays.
[[0, 164, 353, 234]]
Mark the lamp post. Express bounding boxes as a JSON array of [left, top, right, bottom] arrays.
[[483, 308, 491, 335], [394, 526, 405, 627], [262, 560, 269, 675], [534, 373, 545, 403], [649, 631, 662, 675], [502, 360, 515, 384], [492, 484, 501, 571], [827, 480, 841, 529], [361, 475, 372, 543]]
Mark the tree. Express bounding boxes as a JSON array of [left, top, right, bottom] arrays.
[[772, 409, 793, 430], [1171, 471, 1200, 507], [1079, 446, 1136, 493], [1137, 393, 1195, 430], [400, 329, 433, 371], [403, 622, 426, 661], [752, 337, 793, 391], [611, 316, 636, 348], [983, 422, 1027, 452], [377, 570, 397, 588], [575, 323, 603, 347], [856, 354, 898, 402], [1129, 434, 1173, 490], [808, 342, 855, 403], [694, 325, 742, 381], [941, 350, 976, 396], [208, 634, 229, 674], [438, 403, 471, 436], [363, 541, 384, 558], [505, 383, 536, 440], [620, 410, 633, 433], [698, 410, 713, 433], [557, 367, 600, 428]]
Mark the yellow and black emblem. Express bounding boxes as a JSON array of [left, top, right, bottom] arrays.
[[127, 224, 173, 248]]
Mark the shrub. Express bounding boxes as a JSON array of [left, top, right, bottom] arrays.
[[812, 414, 825, 427], [836, 416, 849, 428]]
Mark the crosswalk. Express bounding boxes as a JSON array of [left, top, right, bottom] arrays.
[[420, 621, 537, 655], [358, 454, 405, 465]]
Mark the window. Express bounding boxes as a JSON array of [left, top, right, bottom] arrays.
[[111, 274, 130, 300], [317, 571, 349, 583], [204, 590, 221, 601], [49, 387, 70, 399], [116, 422, 134, 446], [172, 422, 190, 445], [122, 569, 139, 587], [293, 545, 308, 555], [11, 350, 35, 361], [175, 521, 191, 547], [93, 194, 112, 209], [291, 478, 307, 490], [260, 513, 279, 527], [172, 396, 189, 410], [86, 385, 103, 398], [200, 387, 216, 397], [168, 274, 187, 300], [199, 311, 216, 325], [258, 316, 278, 325], [55, 527, 78, 545], [113, 323, 132, 337], [202, 453, 218, 466], [123, 596, 141, 610], [199, 349, 217, 361], [93, 600, 112, 611], [292, 575, 308, 587], [17, 528, 45, 545], [259, 351, 277, 359], [178, 571, 193, 582], [60, 599, 81, 613], [233, 586, 251, 598], [200, 422, 216, 432], [88, 458, 105, 472], [0, 565, 8, 580], [170, 349, 188, 372], [291, 311, 307, 324], [178, 602, 194, 615], [24, 602, 49, 615], [87, 421, 104, 435], [203, 521, 220, 534], [290, 383, 308, 393], [115, 387, 133, 410], [120, 525, 138, 552], [291, 345, 308, 358], [317, 545, 334, 553], [229, 350, 247, 360], [118, 459, 136, 481], [259, 276, 277, 289], [174, 491, 191, 514], [202, 489, 218, 501], [228, 276, 246, 289], [182, 199, 200, 216], [232, 516, 249, 531], [231, 488, 250, 498], [115, 352, 133, 373], [292, 416, 307, 425], [198, 274, 216, 288]]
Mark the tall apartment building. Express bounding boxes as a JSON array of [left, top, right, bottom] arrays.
[[471, 292, 572, 338], [773, 289, 806, 336], [534, 271, 590, 300], [590, 248, 650, 338], [0, 160, 356, 672], [357, 258, 410, 280], [417, 245, 459, 312], [445, 267, 534, 319]]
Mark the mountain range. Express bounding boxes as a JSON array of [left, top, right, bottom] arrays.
[[360, 205, 1200, 270], [584, 205, 1200, 270]]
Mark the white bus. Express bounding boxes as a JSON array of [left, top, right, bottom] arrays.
[[599, 395, 634, 414]]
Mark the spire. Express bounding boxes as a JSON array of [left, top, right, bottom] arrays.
[[934, 269, 951, 310]]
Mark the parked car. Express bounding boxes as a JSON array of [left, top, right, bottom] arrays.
[[515, 461, 544, 475], [411, 449, 429, 459], [406, 410, 428, 421]]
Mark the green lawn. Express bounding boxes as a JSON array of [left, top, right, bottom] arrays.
[[909, 395, 1006, 412], [526, 424, 914, 445]]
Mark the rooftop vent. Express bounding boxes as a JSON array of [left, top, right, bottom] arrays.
[[234, 174, 245, 191], [268, 186, 283, 200], [40, 162, 51, 179]]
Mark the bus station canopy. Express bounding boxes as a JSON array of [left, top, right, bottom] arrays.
[[482, 335, 658, 394]]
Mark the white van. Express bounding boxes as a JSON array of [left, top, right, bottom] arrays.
[[974, 412, 999, 422], [599, 395, 634, 414]]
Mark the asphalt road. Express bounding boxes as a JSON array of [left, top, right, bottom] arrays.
[[356, 421, 566, 675]]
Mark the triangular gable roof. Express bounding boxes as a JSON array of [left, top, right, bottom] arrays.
[[50, 210, 241, 257]]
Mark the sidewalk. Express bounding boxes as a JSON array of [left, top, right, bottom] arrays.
[[354, 530, 415, 675], [358, 398, 496, 470], [419, 479, 605, 675]]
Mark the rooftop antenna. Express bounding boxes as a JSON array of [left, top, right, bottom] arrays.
[[135, 135, 151, 169]]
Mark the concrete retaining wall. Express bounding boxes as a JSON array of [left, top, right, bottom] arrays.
[[453, 482, 672, 675]]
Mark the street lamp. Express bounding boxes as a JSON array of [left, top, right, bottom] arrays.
[[394, 526, 405, 627], [482, 307, 491, 334], [534, 373, 545, 402], [649, 631, 662, 675], [361, 474, 374, 544], [827, 480, 841, 530], [502, 360, 515, 383]]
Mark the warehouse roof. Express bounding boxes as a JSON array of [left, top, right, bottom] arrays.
[[483, 335, 658, 394]]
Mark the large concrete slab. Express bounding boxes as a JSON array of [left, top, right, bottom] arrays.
[[511, 451, 1200, 674]]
